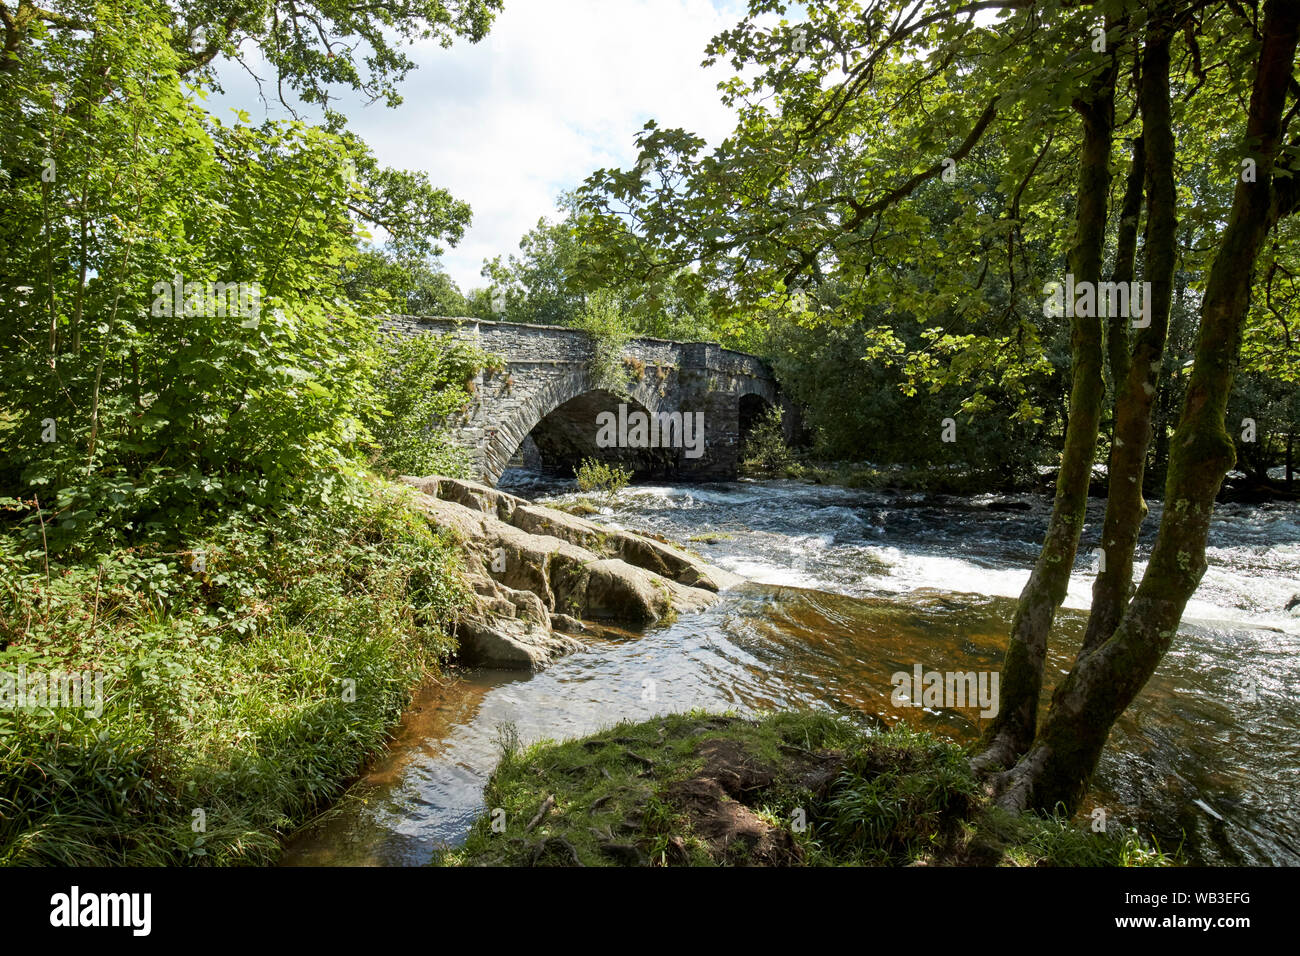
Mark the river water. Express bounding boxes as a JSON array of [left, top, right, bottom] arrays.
[[281, 475, 1300, 866]]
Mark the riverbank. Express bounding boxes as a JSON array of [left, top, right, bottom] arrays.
[[0, 473, 748, 865], [437, 711, 1171, 866], [10, 470, 1293, 866], [0, 479, 470, 865]]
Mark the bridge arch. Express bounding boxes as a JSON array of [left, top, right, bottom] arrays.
[[489, 371, 672, 481], [737, 390, 777, 460], [379, 316, 784, 486]]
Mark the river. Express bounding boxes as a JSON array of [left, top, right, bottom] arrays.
[[281, 474, 1300, 866]]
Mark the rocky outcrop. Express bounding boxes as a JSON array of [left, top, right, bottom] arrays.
[[401, 476, 744, 671]]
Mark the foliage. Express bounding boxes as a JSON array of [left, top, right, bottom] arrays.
[[739, 405, 795, 477], [569, 0, 1299, 485], [364, 331, 503, 478], [560, 0, 1300, 814], [760, 316, 1056, 487], [0, 479, 469, 865], [572, 290, 636, 393], [478, 209, 588, 325], [438, 711, 1173, 867], [819, 724, 980, 863], [0, 0, 480, 556], [0, 0, 502, 111], [1228, 369, 1300, 481], [475, 203, 724, 341], [342, 248, 469, 316], [0, 0, 493, 866], [574, 457, 632, 497]]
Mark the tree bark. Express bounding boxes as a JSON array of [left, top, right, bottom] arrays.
[[1080, 3, 1178, 658], [1148, 269, 1189, 492], [992, 0, 1300, 815], [974, 46, 1117, 773], [1103, 133, 1145, 408]]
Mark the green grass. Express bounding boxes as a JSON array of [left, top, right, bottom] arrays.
[[687, 532, 736, 544], [438, 711, 1175, 867], [551, 497, 603, 517], [0, 478, 469, 865]]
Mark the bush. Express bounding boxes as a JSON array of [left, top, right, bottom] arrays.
[[575, 458, 632, 496], [366, 331, 503, 477], [741, 406, 796, 477], [754, 316, 1057, 489], [0, 477, 469, 865], [573, 291, 635, 393]]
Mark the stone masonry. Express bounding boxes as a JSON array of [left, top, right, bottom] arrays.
[[379, 316, 783, 485]]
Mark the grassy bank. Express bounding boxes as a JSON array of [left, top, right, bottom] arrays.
[[439, 711, 1172, 867], [0, 479, 468, 865]]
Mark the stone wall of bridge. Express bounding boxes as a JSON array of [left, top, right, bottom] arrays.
[[379, 315, 783, 485]]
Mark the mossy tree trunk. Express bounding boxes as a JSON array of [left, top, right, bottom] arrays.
[[1103, 131, 1145, 412], [992, 0, 1300, 814], [974, 46, 1117, 772], [1080, 2, 1178, 658]]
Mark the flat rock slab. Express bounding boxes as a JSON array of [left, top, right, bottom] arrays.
[[400, 475, 744, 670]]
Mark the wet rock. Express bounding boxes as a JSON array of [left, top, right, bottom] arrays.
[[400, 475, 743, 671], [984, 499, 1033, 512], [457, 616, 582, 670], [549, 613, 590, 635]]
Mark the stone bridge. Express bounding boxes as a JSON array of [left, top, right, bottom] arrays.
[[380, 316, 785, 485]]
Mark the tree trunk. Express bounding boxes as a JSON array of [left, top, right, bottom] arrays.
[[1080, 3, 1178, 658], [992, 0, 1300, 815], [1148, 270, 1188, 492], [974, 50, 1116, 772], [1103, 133, 1144, 409]]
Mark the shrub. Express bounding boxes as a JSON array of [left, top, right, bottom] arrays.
[[0, 478, 468, 865], [366, 332, 504, 477], [741, 406, 796, 476], [623, 356, 647, 381], [573, 291, 634, 393], [575, 458, 632, 496]]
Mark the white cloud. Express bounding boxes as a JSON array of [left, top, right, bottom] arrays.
[[210, 0, 750, 293]]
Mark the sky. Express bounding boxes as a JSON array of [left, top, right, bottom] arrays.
[[208, 0, 753, 293]]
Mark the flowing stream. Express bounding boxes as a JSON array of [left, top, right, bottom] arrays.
[[282, 474, 1300, 866]]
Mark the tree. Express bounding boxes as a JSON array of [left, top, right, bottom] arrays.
[[574, 0, 1300, 813], [343, 247, 469, 315], [0, 0, 489, 553], [998, 0, 1300, 812], [480, 212, 588, 325], [0, 0, 502, 109]]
